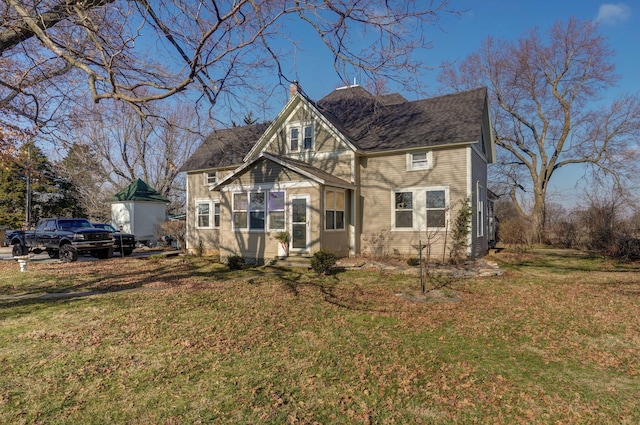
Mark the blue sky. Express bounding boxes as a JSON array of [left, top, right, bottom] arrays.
[[272, 1, 638, 207], [286, 1, 638, 100]]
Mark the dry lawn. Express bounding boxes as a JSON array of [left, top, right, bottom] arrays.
[[0, 249, 638, 424]]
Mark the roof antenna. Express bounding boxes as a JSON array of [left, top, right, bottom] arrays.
[[353, 77, 357, 86]]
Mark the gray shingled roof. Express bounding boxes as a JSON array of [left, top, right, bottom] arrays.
[[315, 86, 487, 152], [179, 86, 486, 172], [178, 122, 271, 172]]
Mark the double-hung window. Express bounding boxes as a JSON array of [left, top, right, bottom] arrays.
[[394, 192, 413, 228], [290, 127, 299, 151], [407, 151, 432, 171], [205, 172, 217, 185], [477, 182, 484, 236], [249, 193, 266, 229], [392, 187, 449, 230], [196, 201, 212, 228], [233, 193, 248, 229], [268, 191, 285, 230], [289, 122, 313, 152], [233, 191, 286, 231], [426, 190, 446, 228], [325, 189, 345, 230], [213, 201, 220, 228], [303, 125, 313, 150]]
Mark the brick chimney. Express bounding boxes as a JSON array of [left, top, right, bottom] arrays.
[[289, 81, 299, 99]]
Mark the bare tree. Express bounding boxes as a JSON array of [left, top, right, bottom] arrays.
[[1, 0, 456, 127], [61, 97, 200, 214], [439, 18, 640, 242]]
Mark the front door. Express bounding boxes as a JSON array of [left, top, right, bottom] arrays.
[[290, 196, 310, 253]]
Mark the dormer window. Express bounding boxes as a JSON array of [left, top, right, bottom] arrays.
[[288, 122, 313, 152]]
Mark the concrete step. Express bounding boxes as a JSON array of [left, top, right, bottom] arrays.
[[270, 256, 312, 269]]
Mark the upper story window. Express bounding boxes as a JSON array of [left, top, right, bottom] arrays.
[[407, 151, 433, 171], [205, 171, 217, 185], [288, 122, 314, 152]]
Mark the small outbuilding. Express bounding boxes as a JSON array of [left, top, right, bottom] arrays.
[[110, 178, 169, 246]]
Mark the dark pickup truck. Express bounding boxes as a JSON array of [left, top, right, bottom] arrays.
[[92, 223, 136, 256], [6, 218, 114, 262]]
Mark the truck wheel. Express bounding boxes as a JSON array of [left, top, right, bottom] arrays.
[[12, 244, 26, 257], [47, 249, 59, 259], [94, 248, 113, 260], [59, 244, 78, 263], [122, 249, 133, 256]]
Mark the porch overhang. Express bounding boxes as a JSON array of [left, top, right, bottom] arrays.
[[209, 152, 356, 191]]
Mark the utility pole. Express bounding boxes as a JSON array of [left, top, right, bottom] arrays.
[[25, 145, 32, 226]]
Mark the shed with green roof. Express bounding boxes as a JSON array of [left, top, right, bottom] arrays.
[[110, 179, 169, 245]]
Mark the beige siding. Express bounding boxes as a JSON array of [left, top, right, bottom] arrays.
[[233, 160, 299, 186], [359, 147, 469, 258], [185, 168, 236, 255], [319, 187, 351, 257], [218, 185, 322, 259], [263, 106, 354, 181]]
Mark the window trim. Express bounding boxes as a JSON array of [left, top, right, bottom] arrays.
[[393, 191, 414, 230], [425, 188, 448, 231], [204, 171, 217, 185], [287, 122, 314, 152], [391, 186, 449, 231], [213, 201, 221, 228], [477, 181, 484, 237], [325, 188, 346, 231], [268, 191, 286, 231], [195, 199, 214, 229], [233, 190, 287, 232], [406, 151, 433, 171]]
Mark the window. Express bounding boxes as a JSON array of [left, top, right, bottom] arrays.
[[268, 191, 285, 230], [196, 201, 212, 228], [249, 192, 265, 229], [477, 182, 484, 236], [303, 125, 313, 150], [395, 192, 413, 228], [392, 187, 449, 230], [233, 191, 285, 231], [325, 189, 345, 230], [233, 193, 248, 229], [407, 151, 432, 170], [289, 123, 313, 151], [426, 190, 446, 228], [290, 127, 299, 151], [214, 201, 220, 228], [205, 172, 217, 185]]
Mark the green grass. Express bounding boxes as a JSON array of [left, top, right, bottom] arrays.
[[0, 250, 638, 424]]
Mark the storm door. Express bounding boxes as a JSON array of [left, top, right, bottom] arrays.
[[290, 196, 310, 253]]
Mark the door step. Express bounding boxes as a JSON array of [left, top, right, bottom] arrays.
[[270, 256, 312, 269]]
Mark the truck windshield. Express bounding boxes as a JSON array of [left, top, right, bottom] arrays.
[[58, 220, 93, 231]]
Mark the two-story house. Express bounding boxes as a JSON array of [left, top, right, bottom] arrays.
[[179, 83, 495, 260]]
